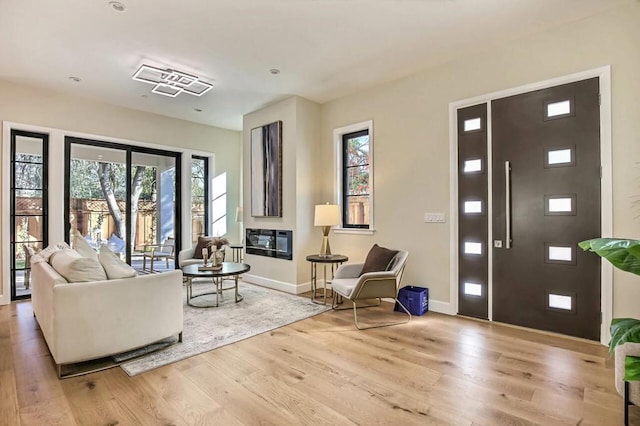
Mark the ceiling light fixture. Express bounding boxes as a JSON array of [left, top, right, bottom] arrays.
[[132, 64, 213, 98], [68, 76, 81, 82], [109, 1, 126, 12], [269, 68, 281, 75]]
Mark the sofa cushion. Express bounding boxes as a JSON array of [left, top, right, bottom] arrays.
[[74, 235, 98, 260], [193, 236, 214, 259], [98, 244, 138, 280], [360, 244, 399, 276], [38, 241, 71, 261], [50, 249, 107, 283]]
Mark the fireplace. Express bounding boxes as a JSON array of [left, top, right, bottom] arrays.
[[245, 228, 293, 260]]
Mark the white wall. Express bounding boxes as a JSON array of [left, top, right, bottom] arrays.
[[319, 3, 640, 317], [0, 80, 241, 304], [242, 96, 321, 293]]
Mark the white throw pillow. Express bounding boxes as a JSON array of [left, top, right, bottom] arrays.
[[49, 249, 107, 283], [98, 244, 137, 280], [38, 241, 71, 261], [73, 235, 98, 261]]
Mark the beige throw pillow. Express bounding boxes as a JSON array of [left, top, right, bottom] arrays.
[[38, 241, 71, 261], [98, 244, 137, 279], [73, 235, 98, 260], [49, 249, 108, 283]]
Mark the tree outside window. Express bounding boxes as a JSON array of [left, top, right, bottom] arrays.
[[343, 130, 370, 228]]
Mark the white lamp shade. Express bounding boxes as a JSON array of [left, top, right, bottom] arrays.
[[235, 206, 244, 222], [314, 204, 340, 226]]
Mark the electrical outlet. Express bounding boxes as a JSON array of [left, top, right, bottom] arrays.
[[424, 212, 446, 223]]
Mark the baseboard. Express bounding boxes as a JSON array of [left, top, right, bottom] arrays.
[[427, 299, 452, 315], [241, 274, 311, 295]]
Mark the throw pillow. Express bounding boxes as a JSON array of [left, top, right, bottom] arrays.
[[73, 235, 98, 261], [193, 236, 214, 259], [38, 241, 71, 261], [107, 233, 125, 253], [98, 244, 137, 280], [49, 248, 108, 283], [360, 244, 399, 276]]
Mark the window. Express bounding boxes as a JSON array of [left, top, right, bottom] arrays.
[[211, 172, 227, 236], [335, 121, 373, 231], [191, 156, 209, 244], [11, 130, 48, 301]]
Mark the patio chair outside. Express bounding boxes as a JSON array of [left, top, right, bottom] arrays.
[[142, 237, 175, 272]]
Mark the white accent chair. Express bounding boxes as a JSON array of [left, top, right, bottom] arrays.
[[178, 245, 226, 268], [331, 250, 410, 330]]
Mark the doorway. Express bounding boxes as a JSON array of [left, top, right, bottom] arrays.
[[455, 75, 606, 341], [64, 137, 181, 270]]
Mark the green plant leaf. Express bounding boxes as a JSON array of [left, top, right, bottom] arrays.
[[610, 318, 640, 353], [578, 238, 640, 276], [625, 356, 640, 381]]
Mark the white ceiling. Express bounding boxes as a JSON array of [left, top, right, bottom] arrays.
[[0, 0, 631, 131]]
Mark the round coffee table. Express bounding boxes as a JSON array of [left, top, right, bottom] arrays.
[[182, 262, 251, 308]]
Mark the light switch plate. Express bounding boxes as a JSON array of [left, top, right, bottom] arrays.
[[424, 212, 446, 223]]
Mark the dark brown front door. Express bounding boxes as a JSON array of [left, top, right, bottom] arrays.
[[491, 78, 601, 340]]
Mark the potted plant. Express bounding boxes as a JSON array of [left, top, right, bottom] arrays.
[[579, 237, 640, 379]]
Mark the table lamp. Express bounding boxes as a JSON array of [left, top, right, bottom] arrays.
[[314, 203, 340, 257]]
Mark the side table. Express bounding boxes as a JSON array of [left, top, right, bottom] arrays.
[[229, 244, 244, 263], [306, 254, 348, 305]]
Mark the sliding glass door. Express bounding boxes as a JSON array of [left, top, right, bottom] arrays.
[[65, 137, 181, 271]]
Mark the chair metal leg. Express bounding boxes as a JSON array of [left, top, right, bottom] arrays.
[[349, 298, 411, 330], [332, 295, 380, 311]]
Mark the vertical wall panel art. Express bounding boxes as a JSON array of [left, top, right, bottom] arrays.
[[251, 121, 282, 217]]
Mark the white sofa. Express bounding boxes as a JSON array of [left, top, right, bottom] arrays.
[[31, 254, 184, 377]]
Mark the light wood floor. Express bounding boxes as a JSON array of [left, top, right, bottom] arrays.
[[1, 298, 637, 425]]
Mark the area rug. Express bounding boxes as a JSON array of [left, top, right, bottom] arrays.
[[118, 281, 330, 376]]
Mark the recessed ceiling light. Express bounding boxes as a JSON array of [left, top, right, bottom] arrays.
[[68, 76, 81, 83], [194, 108, 202, 112], [269, 68, 280, 75], [109, 1, 126, 12]]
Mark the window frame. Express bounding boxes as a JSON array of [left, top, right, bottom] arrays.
[[334, 120, 374, 234], [191, 155, 210, 243]]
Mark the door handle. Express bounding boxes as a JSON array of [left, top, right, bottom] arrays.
[[505, 161, 512, 249]]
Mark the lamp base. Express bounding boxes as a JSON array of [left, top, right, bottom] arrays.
[[319, 226, 332, 257]]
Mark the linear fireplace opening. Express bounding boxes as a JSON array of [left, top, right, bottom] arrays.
[[245, 228, 293, 260]]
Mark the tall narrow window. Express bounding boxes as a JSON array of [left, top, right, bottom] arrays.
[[342, 129, 371, 228], [191, 156, 209, 244], [11, 130, 48, 300]]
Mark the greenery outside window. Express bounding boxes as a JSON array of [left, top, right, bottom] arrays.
[[334, 120, 374, 232], [191, 156, 209, 244]]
